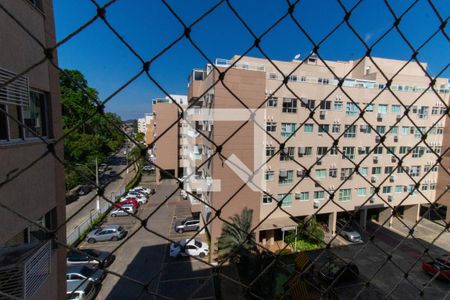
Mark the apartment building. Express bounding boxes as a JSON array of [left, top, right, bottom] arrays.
[[186, 54, 449, 258], [152, 95, 187, 182], [0, 0, 65, 299]]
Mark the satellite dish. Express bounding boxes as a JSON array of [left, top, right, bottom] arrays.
[[294, 54, 301, 60]]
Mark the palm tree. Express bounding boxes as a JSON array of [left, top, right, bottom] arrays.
[[217, 207, 256, 262]]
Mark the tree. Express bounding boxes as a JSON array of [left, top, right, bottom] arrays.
[[217, 207, 256, 263]]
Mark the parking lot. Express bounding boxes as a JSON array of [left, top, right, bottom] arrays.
[[75, 177, 214, 299]]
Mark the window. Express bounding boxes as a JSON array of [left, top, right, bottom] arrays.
[[346, 102, 359, 116], [417, 106, 429, 118], [296, 192, 309, 201], [431, 106, 439, 115], [372, 167, 381, 175], [332, 124, 340, 133], [265, 170, 274, 181], [0, 103, 25, 140], [399, 146, 410, 154], [382, 186, 392, 194], [385, 166, 394, 174], [318, 124, 330, 133], [267, 97, 278, 107], [412, 147, 424, 158], [391, 105, 401, 114], [262, 195, 272, 204], [266, 122, 276, 132], [316, 169, 326, 179], [281, 123, 296, 137], [304, 124, 314, 133], [378, 104, 388, 114], [279, 170, 293, 184], [282, 98, 297, 113], [343, 147, 355, 159], [266, 146, 275, 157], [374, 146, 383, 155], [330, 146, 338, 156], [339, 189, 351, 201], [277, 193, 292, 208], [358, 147, 370, 155], [390, 126, 398, 135], [280, 147, 294, 161], [313, 191, 324, 200], [360, 124, 371, 133], [334, 101, 343, 111], [298, 146, 312, 157], [395, 185, 403, 193], [421, 184, 428, 191], [376, 126, 386, 135], [300, 98, 315, 109], [359, 167, 368, 176], [340, 168, 353, 180], [24, 91, 49, 138], [27, 0, 43, 10], [365, 103, 374, 112], [344, 125, 356, 138], [357, 188, 366, 197], [317, 147, 328, 156], [409, 166, 421, 177], [319, 100, 331, 110], [402, 126, 409, 135]]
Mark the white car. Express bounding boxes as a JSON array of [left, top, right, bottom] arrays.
[[131, 186, 153, 195], [126, 192, 148, 203], [169, 239, 209, 258], [121, 196, 146, 205]]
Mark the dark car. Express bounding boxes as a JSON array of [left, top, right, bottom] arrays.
[[77, 185, 94, 196], [422, 254, 450, 281], [174, 217, 200, 233], [319, 259, 360, 285], [67, 249, 115, 267]]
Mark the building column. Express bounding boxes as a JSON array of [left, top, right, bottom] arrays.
[[379, 208, 393, 227], [328, 212, 337, 236], [403, 204, 420, 223], [359, 208, 368, 230], [267, 230, 275, 246]]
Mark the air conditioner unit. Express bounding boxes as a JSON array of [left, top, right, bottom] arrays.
[[394, 135, 398, 142], [391, 156, 397, 163], [370, 197, 375, 203], [396, 114, 401, 121], [375, 136, 381, 143], [316, 157, 322, 165], [320, 110, 326, 119], [373, 156, 379, 164], [388, 195, 393, 202], [390, 175, 395, 182], [377, 113, 383, 120], [403, 186, 408, 192], [371, 176, 377, 183], [313, 200, 320, 209]]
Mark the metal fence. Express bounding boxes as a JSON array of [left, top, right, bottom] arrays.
[[0, 0, 449, 299]]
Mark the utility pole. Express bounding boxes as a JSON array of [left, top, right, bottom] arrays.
[[96, 157, 100, 211]]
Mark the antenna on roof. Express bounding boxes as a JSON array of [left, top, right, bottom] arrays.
[[294, 54, 301, 60]]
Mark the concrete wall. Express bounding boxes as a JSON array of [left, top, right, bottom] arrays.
[[436, 113, 450, 222]]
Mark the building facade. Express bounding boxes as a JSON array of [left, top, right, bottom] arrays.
[[186, 55, 449, 259], [0, 0, 65, 299]]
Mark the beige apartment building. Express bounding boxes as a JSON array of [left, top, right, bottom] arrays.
[[184, 54, 449, 258], [0, 0, 65, 299]]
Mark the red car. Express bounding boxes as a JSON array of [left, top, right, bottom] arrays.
[[115, 198, 139, 208], [422, 255, 450, 281]]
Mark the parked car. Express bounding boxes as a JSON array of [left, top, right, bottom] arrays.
[[122, 195, 146, 205], [66, 265, 105, 285], [110, 205, 136, 217], [67, 279, 97, 300], [336, 219, 363, 243], [85, 225, 127, 243], [142, 165, 155, 172], [174, 217, 200, 233], [319, 259, 360, 285], [116, 198, 139, 208], [169, 239, 209, 258], [422, 254, 450, 281], [67, 249, 115, 267], [131, 186, 153, 195], [127, 190, 148, 199], [77, 185, 94, 196]]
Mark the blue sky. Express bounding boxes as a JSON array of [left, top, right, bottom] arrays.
[[54, 0, 449, 120]]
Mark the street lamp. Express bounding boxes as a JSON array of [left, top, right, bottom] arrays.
[[75, 158, 100, 211]]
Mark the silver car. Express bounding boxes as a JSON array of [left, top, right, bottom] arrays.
[[67, 265, 105, 285], [67, 280, 97, 300], [336, 220, 362, 243], [85, 225, 127, 243], [110, 205, 136, 217]]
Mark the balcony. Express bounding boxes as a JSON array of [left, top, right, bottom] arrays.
[[0, 241, 51, 299]]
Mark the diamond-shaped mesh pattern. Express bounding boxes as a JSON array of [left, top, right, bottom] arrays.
[[0, 0, 449, 299]]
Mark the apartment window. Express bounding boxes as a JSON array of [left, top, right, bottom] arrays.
[[360, 124, 371, 134], [395, 185, 403, 193], [266, 146, 275, 157], [318, 124, 330, 133], [378, 104, 388, 114], [332, 124, 340, 133], [330, 146, 338, 156], [289, 75, 298, 82], [382, 186, 392, 194], [277, 193, 292, 208], [340, 168, 353, 180], [358, 146, 370, 155], [329, 168, 337, 178], [319, 100, 332, 110], [431, 106, 439, 115], [343, 147, 355, 159], [267, 97, 278, 107], [316, 169, 326, 179], [409, 166, 421, 177], [384, 166, 394, 174], [372, 167, 381, 175], [357, 188, 366, 197], [430, 183, 436, 190], [402, 126, 409, 135], [359, 167, 368, 176], [268, 73, 277, 79], [27, 0, 43, 10], [314, 191, 325, 200], [365, 103, 374, 112], [412, 147, 424, 158], [346, 102, 359, 116], [265, 170, 274, 181], [262, 195, 272, 204], [376, 126, 386, 135], [391, 105, 401, 114], [296, 192, 309, 201], [281, 123, 296, 137], [280, 147, 295, 161], [386, 146, 396, 155], [304, 123, 314, 133], [421, 184, 429, 191], [339, 189, 351, 201], [390, 126, 398, 135], [279, 170, 293, 184], [300, 98, 315, 109], [0, 104, 24, 140], [399, 146, 410, 154], [282, 98, 297, 113], [374, 146, 383, 155], [417, 106, 429, 118], [344, 125, 356, 138], [298, 146, 312, 157], [334, 101, 343, 111], [436, 127, 444, 134], [266, 122, 276, 132], [317, 147, 328, 156]]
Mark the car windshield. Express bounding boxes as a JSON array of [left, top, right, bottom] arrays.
[[83, 249, 100, 257], [194, 240, 202, 248], [80, 266, 94, 276]]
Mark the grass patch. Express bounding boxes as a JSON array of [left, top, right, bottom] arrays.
[[290, 239, 323, 251]]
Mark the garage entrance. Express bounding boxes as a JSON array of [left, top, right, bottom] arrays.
[[160, 169, 175, 179]]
